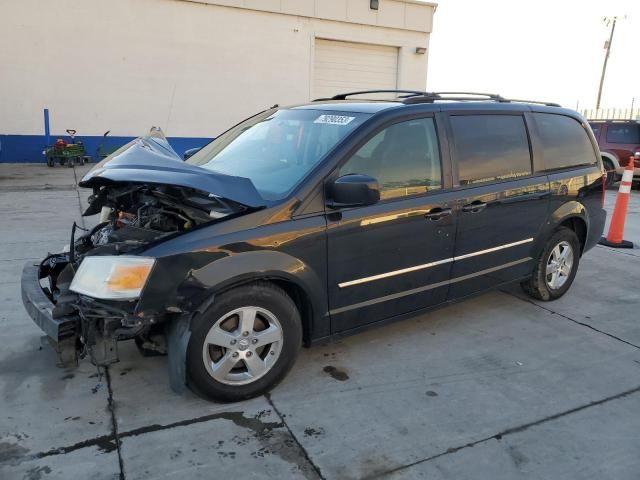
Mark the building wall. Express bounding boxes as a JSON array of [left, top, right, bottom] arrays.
[[0, 0, 435, 162]]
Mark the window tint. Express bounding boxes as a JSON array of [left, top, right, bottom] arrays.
[[339, 118, 441, 200], [589, 124, 601, 139], [535, 113, 597, 170], [606, 124, 640, 144], [450, 115, 531, 186]]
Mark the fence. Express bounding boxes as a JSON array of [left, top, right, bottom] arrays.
[[581, 107, 640, 121]]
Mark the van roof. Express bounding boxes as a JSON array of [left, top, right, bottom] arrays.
[[287, 90, 568, 115]]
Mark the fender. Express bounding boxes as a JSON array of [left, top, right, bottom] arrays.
[[549, 200, 589, 227], [601, 151, 620, 169], [165, 250, 327, 394], [190, 250, 327, 330], [532, 201, 589, 264]]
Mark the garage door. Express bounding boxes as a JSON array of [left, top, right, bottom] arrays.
[[313, 39, 398, 100]]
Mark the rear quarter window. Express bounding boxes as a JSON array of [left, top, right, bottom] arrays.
[[606, 124, 640, 144], [534, 113, 597, 170]]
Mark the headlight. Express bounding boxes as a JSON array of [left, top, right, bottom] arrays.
[[70, 256, 155, 300]]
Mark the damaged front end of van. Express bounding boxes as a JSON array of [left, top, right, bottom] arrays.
[[21, 129, 264, 389]]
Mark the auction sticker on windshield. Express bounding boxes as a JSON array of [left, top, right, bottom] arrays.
[[314, 115, 355, 125]]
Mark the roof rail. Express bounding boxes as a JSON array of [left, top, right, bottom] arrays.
[[499, 98, 562, 107], [402, 92, 561, 107], [313, 90, 561, 107], [313, 89, 428, 101]]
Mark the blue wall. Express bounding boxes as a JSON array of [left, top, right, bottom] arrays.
[[0, 134, 213, 163]]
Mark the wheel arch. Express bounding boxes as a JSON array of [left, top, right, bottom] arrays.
[[547, 201, 589, 255], [558, 216, 587, 254], [188, 250, 327, 345], [601, 151, 620, 169]]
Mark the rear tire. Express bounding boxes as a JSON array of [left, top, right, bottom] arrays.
[[521, 227, 580, 301], [602, 159, 616, 187], [187, 282, 302, 402]]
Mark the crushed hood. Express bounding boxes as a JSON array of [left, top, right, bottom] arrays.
[[79, 129, 265, 208]]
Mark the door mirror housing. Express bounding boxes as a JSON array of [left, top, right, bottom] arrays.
[[327, 174, 380, 208], [183, 147, 201, 161]]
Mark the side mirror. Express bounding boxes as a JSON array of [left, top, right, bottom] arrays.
[[327, 174, 380, 208], [183, 147, 201, 161]]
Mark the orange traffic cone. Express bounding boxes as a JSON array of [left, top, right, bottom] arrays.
[[599, 155, 636, 248]]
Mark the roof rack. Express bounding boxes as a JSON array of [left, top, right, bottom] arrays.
[[313, 90, 561, 107], [313, 90, 428, 101]]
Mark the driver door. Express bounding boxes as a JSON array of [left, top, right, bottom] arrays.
[[326, 116, 457, 333]]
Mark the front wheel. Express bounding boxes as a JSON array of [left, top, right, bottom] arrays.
[[187, 282, 302, 402], [521, 227, 580, 301]]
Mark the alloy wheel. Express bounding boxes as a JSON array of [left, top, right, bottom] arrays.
[[201, 306, 283, 386], [545, 241, 574, 290]]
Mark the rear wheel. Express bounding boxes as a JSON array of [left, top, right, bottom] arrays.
[[602, 158, 616, 187], [521, 227, 580, 301], [187, 282, 302, 402]]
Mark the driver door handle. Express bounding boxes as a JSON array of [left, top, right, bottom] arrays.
[[424, 207, 452, 220], [461, 201, 487, 213]]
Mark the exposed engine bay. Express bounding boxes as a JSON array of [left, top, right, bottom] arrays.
[[38, 182, 243, 368], [81, 183, 237, 253]]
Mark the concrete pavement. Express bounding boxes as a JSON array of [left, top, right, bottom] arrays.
[[1, 164, 639, 479]]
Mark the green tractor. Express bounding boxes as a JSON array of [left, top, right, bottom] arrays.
[[44, 129, 87, 167]]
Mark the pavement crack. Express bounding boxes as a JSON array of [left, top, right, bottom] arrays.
[[368, 384, 640, 478], [118, 411, 282, 439], [105, 367, 126, 480], [29, 409, 284, 463], [505, 291, 640, 350], [265, 393, 325, 480], [595, 245, 640, 258]]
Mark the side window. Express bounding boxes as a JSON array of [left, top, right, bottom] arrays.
[[339, 118, 442, 200], [589, 124, 601, 139], [535, 113, 597, 170], [606, 124, 640, 144], [449, 115, 531, 186]]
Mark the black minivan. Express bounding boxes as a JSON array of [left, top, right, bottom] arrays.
[[22, 91, 606, 402]]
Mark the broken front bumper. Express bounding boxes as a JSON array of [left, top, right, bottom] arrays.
[[21, 262, 79, 364]]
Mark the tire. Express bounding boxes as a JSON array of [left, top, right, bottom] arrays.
[[46, 159, 54, 167], [602, 159, 615, 187], [187, 282, 302, 402], [521, 227, 580, 301]]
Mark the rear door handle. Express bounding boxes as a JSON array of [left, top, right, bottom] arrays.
[[461, 201, 487, 213], [424, 207, 452, 220]]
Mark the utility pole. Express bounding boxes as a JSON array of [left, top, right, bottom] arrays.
[[596, 16, 620, 110]]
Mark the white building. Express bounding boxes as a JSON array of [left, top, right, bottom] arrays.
[[0, 0, 436, 162]]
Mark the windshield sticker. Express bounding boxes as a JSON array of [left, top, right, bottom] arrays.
[[313, 115, 355, 125]]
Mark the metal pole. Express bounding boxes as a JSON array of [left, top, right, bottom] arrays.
[[631, 98, 635, 120], [596, 17, 617, 110], [44, 108, 50, 147]]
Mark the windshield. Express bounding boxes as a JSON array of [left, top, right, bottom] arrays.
[[187, 109, 370, 201]]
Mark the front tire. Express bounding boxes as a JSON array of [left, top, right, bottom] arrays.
[[187, 282, 302, 402], [521, 227, 580, 301]]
